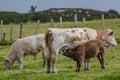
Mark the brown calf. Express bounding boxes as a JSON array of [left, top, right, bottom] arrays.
[[60, 40, 105, 72]]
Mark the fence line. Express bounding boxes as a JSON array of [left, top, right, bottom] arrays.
[[0, 14, 105, 42]]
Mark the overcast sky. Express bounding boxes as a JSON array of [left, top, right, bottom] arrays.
[[0, 0, 120, 13]]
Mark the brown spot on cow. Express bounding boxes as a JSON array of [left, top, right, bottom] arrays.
[[96, 30, 107, 40], [80, 32, 83, 35], [85, 33, 90, 40], [71, 30, 75, 33], [84, 29, 87, 32], [70, 37, 82, 42]]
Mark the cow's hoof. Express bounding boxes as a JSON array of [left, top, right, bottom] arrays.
[[84, 69, 90, 71], [101, 67, 105, 69], [47, 71, 50, 73]]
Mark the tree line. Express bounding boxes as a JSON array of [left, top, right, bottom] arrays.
[[0, 8, 120, 24]]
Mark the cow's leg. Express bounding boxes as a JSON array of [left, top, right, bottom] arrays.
[[18, 56, 23, 70], [76, 62, 80, 72], [34, 54, 36, 60], [101, 48, 105, 69], [101, 54, 105, 69], [97, 54, 102, 67], [84, 59, 87, 70], [41, 49, 46, 67], [51, 53, 57, 73], [46, 47, 52, 73], [84, 58, 90, 70], [17, 53, 24, 70], [87, 59, 90, 70], [47, 57, 51, 73], [18, 57, 23, 70], [97, 52, 105, 69], [76, 57, 84, 72]]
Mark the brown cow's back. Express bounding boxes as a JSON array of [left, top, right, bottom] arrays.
[[84, 40, 104, 58]]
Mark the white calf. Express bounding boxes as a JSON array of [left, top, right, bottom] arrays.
[[4, 34, 46, 70]]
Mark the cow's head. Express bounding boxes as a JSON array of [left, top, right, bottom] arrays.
[[59, 46, 71, 55], [102, 29, 117, 47], [4, 58, 11, 70]]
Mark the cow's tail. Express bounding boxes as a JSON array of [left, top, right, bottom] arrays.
[[45, 29, 52, 57]]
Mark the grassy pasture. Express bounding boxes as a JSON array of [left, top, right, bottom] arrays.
[[0, 19, 120, 80]]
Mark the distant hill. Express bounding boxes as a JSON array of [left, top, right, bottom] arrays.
[[0, 8, 120, 24]]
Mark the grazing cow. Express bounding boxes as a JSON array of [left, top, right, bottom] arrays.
[[45, 28, 117, 73], [4, 34, 46, 70], [60, 40, 105, 72]]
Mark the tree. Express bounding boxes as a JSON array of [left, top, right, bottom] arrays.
[[28, 5, 37, 21], [108, 9, 120, 18]]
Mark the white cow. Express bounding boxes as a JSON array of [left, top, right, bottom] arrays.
[[45, 28, 117, 73], [4, 34, 46, 70]]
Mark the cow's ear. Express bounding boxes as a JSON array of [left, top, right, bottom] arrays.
[[107, 31, 113, 35], [109, 32, 113, 35], [107, 29, 113, 35], [4, 58, 10, 63]]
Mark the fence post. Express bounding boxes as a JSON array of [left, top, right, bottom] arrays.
[[0, 20, 3, 41], [51, 19, 54, 28], [101, 14, 105, 30], [2, 32, 6, 41], [1, 20, 3, 28], [34, 20, 40, 35], [60, 16, 62, 28], [82, 18, 86, 27], [10, 23, 12, 41], [19, 22, 23, 39], [74, 14, 78, 28]]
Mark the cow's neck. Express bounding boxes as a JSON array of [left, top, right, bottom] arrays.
[[7, 50, 16, 66], [96, 30, 107, 40]]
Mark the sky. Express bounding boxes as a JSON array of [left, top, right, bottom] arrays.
[[0, 0, 120, 13]]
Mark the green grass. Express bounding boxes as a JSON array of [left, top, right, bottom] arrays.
[[0, 18, 120, 80]]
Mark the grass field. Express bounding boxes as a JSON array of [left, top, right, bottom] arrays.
[[0, 18, 120, 80]]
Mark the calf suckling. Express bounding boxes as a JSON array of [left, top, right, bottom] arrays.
[[45, 28, 117, 73], [4, 34, 46, 70], [60, 40, 105, 72]]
